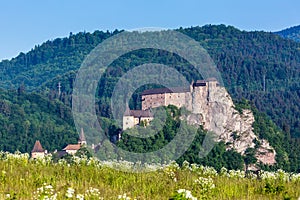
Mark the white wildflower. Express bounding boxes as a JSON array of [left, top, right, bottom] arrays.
[[66, 187, 75, 198]]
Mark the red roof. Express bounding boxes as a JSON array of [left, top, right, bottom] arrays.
[[63, 144, 81, 151], [31, 140, 44, 153]]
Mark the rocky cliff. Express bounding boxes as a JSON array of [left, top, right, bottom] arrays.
[[185, 85, 276, 165]]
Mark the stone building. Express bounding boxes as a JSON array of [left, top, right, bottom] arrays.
[[122, 79, 219, 130], [62, 144, 81, 155], [62, 128, 87, 155], [141, 78, 219, 112], [123, 109, 154, 130], [141, 87, 190, 110]]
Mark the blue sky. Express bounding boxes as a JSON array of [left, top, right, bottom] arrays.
[[1, 0, 299, 61]]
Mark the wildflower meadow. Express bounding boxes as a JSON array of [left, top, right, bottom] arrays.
[[0, 152, 299, 199]]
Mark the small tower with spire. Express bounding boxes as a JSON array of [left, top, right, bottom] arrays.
[[78, 128, 87, 146], [31, 140, 46, 158]]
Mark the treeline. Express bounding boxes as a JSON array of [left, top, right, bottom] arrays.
[[0, 30, 122, 90]]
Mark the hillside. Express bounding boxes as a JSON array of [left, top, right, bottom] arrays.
[[2, 25, 297, 138], [275, 25, 300, 42], [0, 30, 121, 90], [0, 25, 300, 171], [0, 89, 78, 152]]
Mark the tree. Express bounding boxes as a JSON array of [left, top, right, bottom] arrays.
[[75, 147, 92, 158], [244, 148, 257, 169]]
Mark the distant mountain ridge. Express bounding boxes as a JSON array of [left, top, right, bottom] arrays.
[[275, 25, 300, 42]]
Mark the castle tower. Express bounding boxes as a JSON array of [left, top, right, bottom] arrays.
[[31, 140, 45, 158], [191, 80, 209, 113], [78, 128, 87, 146], [206, 78, 218, 103]]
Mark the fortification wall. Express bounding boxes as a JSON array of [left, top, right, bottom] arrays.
[[141, 82, 216, 112], [164, 92, 186, 108], [142, 93, 166, 110], [184, 92, 193, 111]]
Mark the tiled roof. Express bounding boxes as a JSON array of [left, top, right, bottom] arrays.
[[31, 140, 44, 153], [141, 87, 190, 95], [124, 110, 154, 118], [63, 144, 81, 151]]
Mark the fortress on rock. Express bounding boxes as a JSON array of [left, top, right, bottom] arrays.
[[123, 78, 219, 130], [122, 78, 276, 166]]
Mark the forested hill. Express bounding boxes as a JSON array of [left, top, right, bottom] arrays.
[[0, 30, 122, 90], [0, 89, 78, 153], [0, 24, 300, 171], [0, 25, 300, 135], [275, 25, 300, 42], [1, 24, 299, 138]]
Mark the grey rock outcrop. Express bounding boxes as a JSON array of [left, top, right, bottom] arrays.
[[186, 85, 276, 165]]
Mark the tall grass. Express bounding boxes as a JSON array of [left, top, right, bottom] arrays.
[[0, 152, 299, 199]]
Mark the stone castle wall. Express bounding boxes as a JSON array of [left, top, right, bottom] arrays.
[[141, 80, 219, 113], [142, 93, 166, 110], [165, 92, 187, 109]]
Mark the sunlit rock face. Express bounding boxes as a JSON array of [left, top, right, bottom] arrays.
[[185, 83, 276, 165]]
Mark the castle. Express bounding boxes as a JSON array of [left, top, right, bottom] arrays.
[[123, 78, 219, 130]]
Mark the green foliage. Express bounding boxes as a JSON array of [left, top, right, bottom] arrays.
[[244, 148, 258, 166], [117, 106, 245, 171], [0, 89, 77, 153], [75, 146, 92, 158], [262, 182, 285, 194]]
